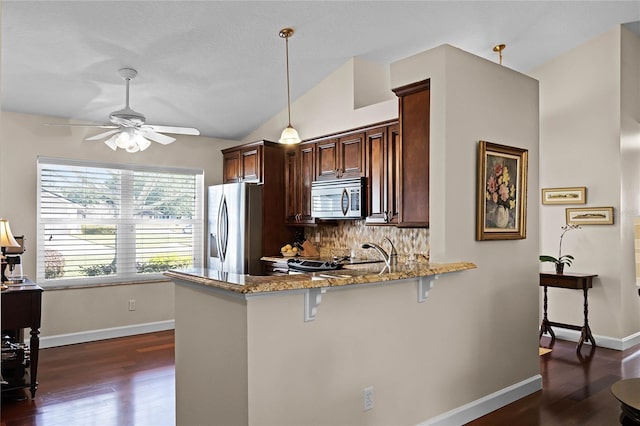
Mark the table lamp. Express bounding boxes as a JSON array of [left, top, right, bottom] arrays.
[[0, 218, 20, 284]]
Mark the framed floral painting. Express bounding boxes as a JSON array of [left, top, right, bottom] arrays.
[[476, 141, 528, 240]]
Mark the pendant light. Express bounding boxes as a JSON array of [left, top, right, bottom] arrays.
[[278, 28, 301, 145]]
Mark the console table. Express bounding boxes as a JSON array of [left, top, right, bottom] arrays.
[[539, 272, 597, 355], [1, 279, 43, 398]]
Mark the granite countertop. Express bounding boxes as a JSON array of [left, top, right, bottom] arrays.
[[164, 261, 477, 295]]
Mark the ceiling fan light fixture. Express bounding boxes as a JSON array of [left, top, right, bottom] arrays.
[[278, 27, 301, 145]]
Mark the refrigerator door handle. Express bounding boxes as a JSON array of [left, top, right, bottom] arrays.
[[218, 195, 229, 262]]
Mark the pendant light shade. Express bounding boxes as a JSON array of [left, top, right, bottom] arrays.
[[278, 27, 301, 144], [280, 125, 301, 145]]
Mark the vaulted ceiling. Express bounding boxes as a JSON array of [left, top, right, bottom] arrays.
[[2, 1, 639, 140]]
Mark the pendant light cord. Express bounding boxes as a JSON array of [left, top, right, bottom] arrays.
[[285, 34, 292, 127]]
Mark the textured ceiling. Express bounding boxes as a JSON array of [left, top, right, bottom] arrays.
[[2, 1, 640, 141]]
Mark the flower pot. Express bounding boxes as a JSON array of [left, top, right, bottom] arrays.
[[495, 205, 509, 228], [555, 263, 564, 274]]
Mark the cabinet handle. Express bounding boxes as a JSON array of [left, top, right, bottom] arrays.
[[384, 210, 389, 223]]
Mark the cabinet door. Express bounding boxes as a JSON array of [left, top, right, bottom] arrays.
[[365, 127, 387, 224], [240, 146, 261, 182], [223, 151, 240, 183], [284, 144, 316, 225], [386, 124, 400, 224], [299, 145, 316, 222], [339, 133, 365, 179], [394, 80, 430, 227], [316, 139, 338, 180], [284, 148, 299, 224]]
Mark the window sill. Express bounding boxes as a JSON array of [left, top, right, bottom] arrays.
[[43, 278, 172, 291]]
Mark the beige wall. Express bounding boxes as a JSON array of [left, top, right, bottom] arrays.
[[175, 283, 248, 426], [0, 110, 239, 338], [532, 25, 640, 342], [620, 26, 640, 337], [391, 44, 541, 418]]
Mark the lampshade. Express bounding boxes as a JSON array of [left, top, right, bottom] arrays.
[[279, 125, 301, 145], [135, 134, 152, 151], [104, 134, 119, 151], [115, 130, 131, 149], [0, 219, 19, 249]]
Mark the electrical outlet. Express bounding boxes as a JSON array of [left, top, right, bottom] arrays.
[[363, 386, 374, 411], [128, 299, 136, 311], [315, 231, 320, 243]]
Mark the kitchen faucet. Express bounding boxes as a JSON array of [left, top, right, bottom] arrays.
[[361, 237, 397, 268]]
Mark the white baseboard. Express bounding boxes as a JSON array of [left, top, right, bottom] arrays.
[[545, 327, 640, 351], [419, 375, 542, 426], [38, 320, 175, 349]]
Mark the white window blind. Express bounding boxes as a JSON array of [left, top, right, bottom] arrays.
[[37, 157, 203, 285]]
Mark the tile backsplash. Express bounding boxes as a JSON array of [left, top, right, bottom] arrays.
[[304, 221, 429, 262]]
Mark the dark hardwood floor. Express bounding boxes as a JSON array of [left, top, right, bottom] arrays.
[[1, 330, 175, 426], [468, 337, 640, 425], [1, 332, 638, 425]]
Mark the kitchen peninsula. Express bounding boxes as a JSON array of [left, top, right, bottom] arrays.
[[166, 260, 475, 425]]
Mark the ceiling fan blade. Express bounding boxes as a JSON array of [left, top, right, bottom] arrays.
[[142, 130, 176, 145], [45, 123, 117, 129], [143, 125, 200, 136], [85, 129, 120, 141]]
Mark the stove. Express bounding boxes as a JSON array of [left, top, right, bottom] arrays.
[[286, 258, 344, 272]]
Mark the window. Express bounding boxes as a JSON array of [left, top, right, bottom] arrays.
[[37, 157, 204, 285]]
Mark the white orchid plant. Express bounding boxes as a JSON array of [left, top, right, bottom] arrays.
[[539, 224, 581, 273]]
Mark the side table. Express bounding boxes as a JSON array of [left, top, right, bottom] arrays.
[[1, 279, 43, 398], [539, 272, 597, 355]]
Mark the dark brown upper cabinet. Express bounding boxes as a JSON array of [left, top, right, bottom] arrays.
[[315, 133, 365, 181], [392, 79, 430, 228], [222, 144, 262, 183]]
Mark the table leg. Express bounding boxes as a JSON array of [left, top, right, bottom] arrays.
[[539, 285, 555, 343], [29, 327, 39, 398], [577, 286, 596, 355]]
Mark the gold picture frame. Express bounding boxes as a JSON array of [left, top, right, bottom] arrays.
[[541, 187, 586, 205], [566, 206, 614, 225], [476, 141, 528, 240]]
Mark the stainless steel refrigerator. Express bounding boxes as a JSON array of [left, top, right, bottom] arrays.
[[208, 182, 263, 275]]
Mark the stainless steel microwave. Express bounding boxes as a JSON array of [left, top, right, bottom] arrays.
[[311, 177, 366, 219]]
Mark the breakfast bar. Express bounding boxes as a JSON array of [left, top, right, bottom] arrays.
[[165, 261, 476, 426]]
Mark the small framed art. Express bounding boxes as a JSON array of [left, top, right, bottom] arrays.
[[541, 187, 586, 205], [566, 206, 614, 225]]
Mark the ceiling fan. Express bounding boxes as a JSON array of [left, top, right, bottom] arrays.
[[49, 68, 200, 153]]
